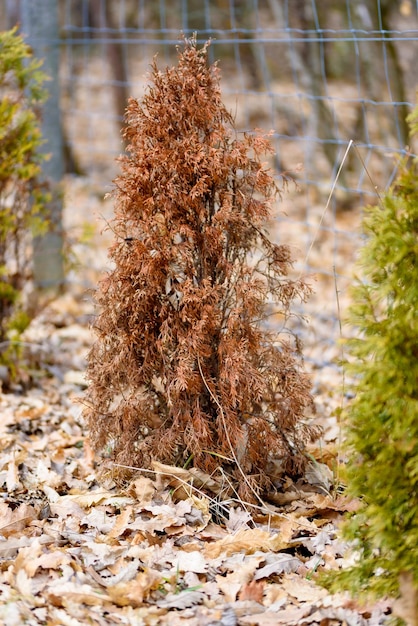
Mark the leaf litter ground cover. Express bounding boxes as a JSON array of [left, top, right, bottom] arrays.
[[0, 292, 394, 625]]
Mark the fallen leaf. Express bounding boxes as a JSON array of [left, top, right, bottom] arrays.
[[253, 554, 302, 580], [281, 574, 328, 602], [107, 569, 162, 607], [128, 476, 156, 503], [240, 604, 312, 624], [47, 581, 111, 607], [59, 490, 134, 508], [107, 505, 132, 538], [216, 557, 261, 602], [204, 528, 287, 559], [0, 502, 39, 537], [0, 534, 54, 558], [238, 580, 265, 603], [173, 550, 207, 573], [157, 589, 205, 609]]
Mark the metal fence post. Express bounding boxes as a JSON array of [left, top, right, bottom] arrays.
[[21, 0, 64, 290]]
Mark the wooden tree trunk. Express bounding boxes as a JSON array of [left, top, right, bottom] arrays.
[[21, 0, 65, 290]]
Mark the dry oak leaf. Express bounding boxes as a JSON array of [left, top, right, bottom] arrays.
[[13, 538, 72, 578], [253, 554, 302, 580], [152, 460, 224, 495], [107, 505, 133, 539], [280, 574, 328, 603], [204, 528, 287, 559], [173, 549, 207, 573], [57, 490, 134, 508], [240, 604, 313, 625], [127, 475, 156, 503], [0, 534, 54, 559], [0, 501, 39, 537], [47, 581, 112, 607], [216, 558, 263, 603], [106, 568, 163, 607], [157, 589, 206, 610], [238, 580, 265, 603]]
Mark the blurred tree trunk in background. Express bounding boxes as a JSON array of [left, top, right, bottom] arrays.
[[21, 0, 65, 291], [268, 0, 341, 182], [89, 0, 130, 124]]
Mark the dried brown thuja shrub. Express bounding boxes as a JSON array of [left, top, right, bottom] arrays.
[[84, 39, 319, 499]]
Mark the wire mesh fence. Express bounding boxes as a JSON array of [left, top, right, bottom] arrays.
[[1, 0, 417, 371]]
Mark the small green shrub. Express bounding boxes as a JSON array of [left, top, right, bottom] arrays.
[[324, 108, 418, 616], [0, 27, 49, 375]]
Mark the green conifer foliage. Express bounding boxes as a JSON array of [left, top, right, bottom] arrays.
[[83, 39, 319, 500], [0, 27, 49, 373], [327, 108, 418, 607]]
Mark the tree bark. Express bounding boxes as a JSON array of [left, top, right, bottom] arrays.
[[21, 0, 65, 290]]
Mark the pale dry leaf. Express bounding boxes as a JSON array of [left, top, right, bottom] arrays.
[[204, 528, 287, 559], [152, 460, 223, 494], [240, 604, 312, 625], [0, 533, 55, 560], [59, 490, 134, 508], [219, 605, 238, 626], [215, 558, 261, 603], [91, 560, 139, 587], [238, 579, 265, 603], [15, 568, 33, 597], [6, 456, 22, 492], [81, 542, 127, 568], [47, 581, 111, 607], [215, 575, 242, 603], [309, 527, 333, 553], [48, 607, 86, 626], [281, 574, 328, 603], [107, 569, 162, 607], [0, 502, 39, 537], [304, 460, 334, 492], [129, 476, 156, 503], [226, 507, 252, 532], [157, 589, 205, 609], [108, 505, 133, 538], [174, 550, 207, 574], [253, 554, 302, 580], [13, 538, 43, 576], [81, 507, 114, 533], [31, 549, 73, 576]]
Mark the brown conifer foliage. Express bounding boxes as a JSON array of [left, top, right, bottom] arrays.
[[83, 38, 319, 499]]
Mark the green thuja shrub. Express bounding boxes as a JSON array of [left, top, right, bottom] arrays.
[[84, 39, 320, 500], [324, 109, 418, 617], [0, 28, 49, 376]]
